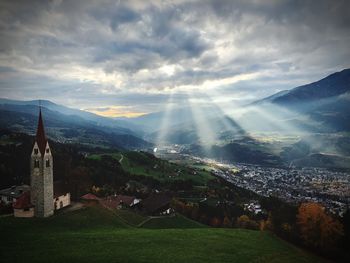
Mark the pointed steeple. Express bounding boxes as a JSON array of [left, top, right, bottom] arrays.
[[35, 107, 47, 155]]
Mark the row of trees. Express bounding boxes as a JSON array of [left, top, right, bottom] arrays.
[[172, 199, 256, 228]]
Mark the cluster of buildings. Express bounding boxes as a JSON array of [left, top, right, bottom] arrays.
[[214, 163, 350, 216], [82, 192, 173, 216], [244, 200, 263, 215]]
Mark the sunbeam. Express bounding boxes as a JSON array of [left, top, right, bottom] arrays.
[[155, 91, 176, 147], [185, 90, 217, 149]]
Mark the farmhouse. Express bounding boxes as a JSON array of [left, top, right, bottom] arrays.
[[81, 193, 100, 204], [137, 193, 173, 216], [100, 195, 141, 210], [13, 191, 34, 218], [0, 185, 30, 205]]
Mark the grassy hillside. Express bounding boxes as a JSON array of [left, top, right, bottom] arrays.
[[87, 151, 214, 186], [0, 206, 326, 263], [140, 214, 206, 229], [121, 151, 214, 185]]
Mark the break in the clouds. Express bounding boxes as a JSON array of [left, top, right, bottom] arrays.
[[0, 0, 349, 116]]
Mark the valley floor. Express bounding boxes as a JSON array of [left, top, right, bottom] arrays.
[[0, 206, 327, 263]]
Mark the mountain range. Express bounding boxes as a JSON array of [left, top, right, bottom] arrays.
[[256, 68, 350, 105], [0, 99, 151, 149], [1, 68, 350, 154], [253, 68, 350, 132]]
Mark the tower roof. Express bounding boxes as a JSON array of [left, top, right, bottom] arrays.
[[35, 108, 47, 155]]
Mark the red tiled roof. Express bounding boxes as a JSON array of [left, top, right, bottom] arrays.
[[13, 192, 33, 209], [35, 108, 47, 155], [81, 193, 100, 200]]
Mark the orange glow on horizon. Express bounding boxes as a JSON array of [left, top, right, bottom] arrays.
[[83, 106, 147, 118]]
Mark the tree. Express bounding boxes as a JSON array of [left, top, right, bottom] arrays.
[[199, 214, 208, 225], [236, 215, 259, 230], [210, 217, 222, 227], [297, 203, 343, 250], [190, 205, 199, 221], [184, 203, 194, 217], [68, 166, 91, 200], [236, 215, 249, 228], [342, 209, 350, 250], [222, 216, 232, 228]]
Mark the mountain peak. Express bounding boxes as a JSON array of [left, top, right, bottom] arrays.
[[255, 68, 350, 105]]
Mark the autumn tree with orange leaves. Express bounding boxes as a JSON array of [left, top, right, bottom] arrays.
[[297, 203, 343, 250]]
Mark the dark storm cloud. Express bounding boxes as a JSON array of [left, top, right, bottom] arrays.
[[0, 0, 349, 114]]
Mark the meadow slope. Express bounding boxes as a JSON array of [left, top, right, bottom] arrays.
[[0, 206, 327, 263]]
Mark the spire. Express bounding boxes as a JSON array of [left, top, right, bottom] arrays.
[[35, 107, 47, 155]]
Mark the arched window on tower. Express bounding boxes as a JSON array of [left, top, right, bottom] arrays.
[[34, 148, 38, 155], [34, 159, 40, 168], [46, 159, 50, 167], [46, 148, 49, 153]]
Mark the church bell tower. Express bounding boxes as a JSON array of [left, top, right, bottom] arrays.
[[30, 108, 54, 217]]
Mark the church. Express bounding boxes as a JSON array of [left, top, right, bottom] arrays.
[[11, 108, 71, 217]]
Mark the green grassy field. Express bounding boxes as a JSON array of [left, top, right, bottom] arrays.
[[120, 151, 214, 185], [0, 206, 326, 263], [87, 152, 122, 161], [114, 208, 149, 226], [86, 151, 214, 186], [140, 214, 206, 229]]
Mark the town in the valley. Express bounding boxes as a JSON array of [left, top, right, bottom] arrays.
[[156, 146, 350, 217]]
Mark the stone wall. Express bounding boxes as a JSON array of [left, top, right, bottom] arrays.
[[14, 208, 34, 218], [54, 193, 71, 210]]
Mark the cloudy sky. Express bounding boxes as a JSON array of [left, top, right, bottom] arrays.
[[0, 0, 349, 117]]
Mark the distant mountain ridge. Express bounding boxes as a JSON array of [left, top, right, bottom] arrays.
[[143, 68, 350, 147], [255, 68, 350, 105], [2, 68, 350, 148], [250, 68, 350, 132], [0, 99, 151, 149], [0, 98, 144, 135]]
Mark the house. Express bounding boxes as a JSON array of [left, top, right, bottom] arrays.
[[0, 181, 71, 217], [244, 200, 263, 215], [81, 193, 100, 204], [0, 185, 30, 205], [13, 191, 34, 218], [53, 181, 71, 211], [137, 193, 173, 216], [100, 195, 140, 210]]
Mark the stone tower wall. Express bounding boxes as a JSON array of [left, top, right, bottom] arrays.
[[42, 142, 54, 217], [30, 142, 54, 217]]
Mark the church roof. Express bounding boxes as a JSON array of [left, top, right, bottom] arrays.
[[35, 108, 47, 155]]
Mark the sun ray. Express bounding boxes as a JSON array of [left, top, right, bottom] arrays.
[[155, 91, 176, 148], [185, 90, 217, 149]]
